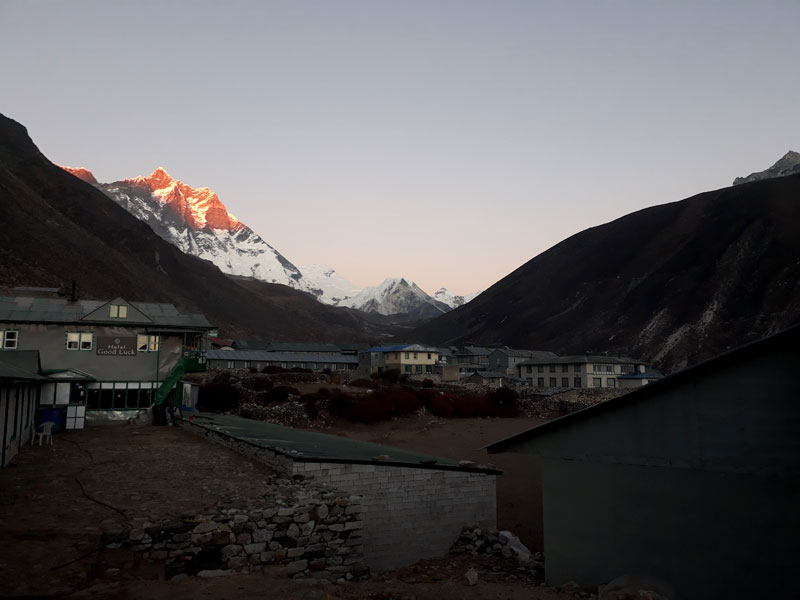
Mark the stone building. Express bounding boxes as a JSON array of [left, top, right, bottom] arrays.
[[181, 413, 498, 572]]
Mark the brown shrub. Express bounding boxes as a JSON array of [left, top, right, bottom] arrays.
[[263, 385, 301, 403], [197, 382, 239, 413], [349, 378, 376, 388], [241, 376, 274, 392], [345, 387, 422, 423]]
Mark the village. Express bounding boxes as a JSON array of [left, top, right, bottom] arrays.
[[1, 287, 797, 600]]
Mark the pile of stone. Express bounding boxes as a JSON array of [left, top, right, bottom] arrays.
[[114, 479, 367, 581], [237, 400, 317, 428], [450, 526, 544, 574]]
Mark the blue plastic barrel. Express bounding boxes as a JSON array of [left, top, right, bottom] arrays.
[[39, 408, 63, 433]]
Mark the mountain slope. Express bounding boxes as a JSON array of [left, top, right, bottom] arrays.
[[413, 176, 800, 372], [0, 113, 385, 341], [298, 264, 362, 305]]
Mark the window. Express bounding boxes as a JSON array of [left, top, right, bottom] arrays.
[[574, 377, 582, 388], [561, 377, 569, 387], [620, 364, 635, 374], [109, 304, 128, 319], [537, 365, 544, 373], [137, 334, 159, 352], [404, 365, 412, 373], [67, 332, 93, 350], [394, 352, 399, 359], [593, 364, 614, 373], [415, 365, 423, 373], [227, 361, 234, 368], [537, 377, 545, 387], [607, 378, 616, 387], [561, 364, 569, 372], [574, 363, 582, 372], [404, 352, 410, 359], [1, 330, 18, 349], [526, 365, 532, 374], [413, 352, 418, 359], [425, 365, 432, 374], [592, 377, 602, 387], [427, 353, 431, 359], [549, 377, 557, 387], [549, 364, 556, 373]]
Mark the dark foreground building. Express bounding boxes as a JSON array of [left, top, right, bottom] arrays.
[[488, 325, 800, 599]]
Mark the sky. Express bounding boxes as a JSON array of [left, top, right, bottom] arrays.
[[2, 1, 799, 296]]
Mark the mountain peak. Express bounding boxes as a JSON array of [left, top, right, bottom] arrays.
[[733, 150, 800, 185], [123, 167, 240, 231], [58, 165, 98, 185]]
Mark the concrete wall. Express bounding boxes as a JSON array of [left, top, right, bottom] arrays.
[[12, 323, 184, 381], [294, 461, 496, 572], [541, 457, 800, 598]]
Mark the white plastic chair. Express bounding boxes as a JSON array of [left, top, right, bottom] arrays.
[[33, 421, 55, 446]]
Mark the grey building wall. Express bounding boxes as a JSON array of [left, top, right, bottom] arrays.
[[294, 461, 496, 572], [13, 323, 183, 381], [1, 382, 38, 466], [498, 337, 800, 599], [541, 458, 799, 599]]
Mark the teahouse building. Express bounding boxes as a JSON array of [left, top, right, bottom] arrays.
[[0, 293, 214, 421]]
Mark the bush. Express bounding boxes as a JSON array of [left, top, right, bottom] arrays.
[[262, 385, 301, 403], [197, 382, 239, 413], [261, 365, 286, 374], [422, 378, 434, 388], [345, 387, 422, 423], [241, 376, 274, 392], [349, 378, 376, 389], [289, 367, 312, 373], [327, 392, 356, 417]]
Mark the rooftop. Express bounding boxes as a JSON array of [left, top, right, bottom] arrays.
[[183, 413, 499, 474]]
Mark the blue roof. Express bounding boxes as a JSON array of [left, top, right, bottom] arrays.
[[206, 350, 357, 363]]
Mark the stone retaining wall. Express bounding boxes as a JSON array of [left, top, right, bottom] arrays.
[[115, 479, 367, 580]]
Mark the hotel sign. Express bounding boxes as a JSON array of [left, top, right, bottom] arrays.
[[97, 336, 137, 356]]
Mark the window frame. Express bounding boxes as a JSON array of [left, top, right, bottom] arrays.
[[1, 330, 19, 349], [109, 304, 128, 319], [66, 331, 93, 351]]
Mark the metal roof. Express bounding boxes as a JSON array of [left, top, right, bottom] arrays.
[[0, 350, 46, 381], [233, 341, 344, 352], [0, 295, 212, 329], [182, 412, 499, 474], [518, 355, 643, 366], [206, 350, 357, 363], [467, 371, 525, 382], [454, 347, 493, 356], [365, 344, 439, 353]]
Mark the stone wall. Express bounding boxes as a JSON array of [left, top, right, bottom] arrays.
[[115, 478, 367, 580], [294, 461, 497, 572]]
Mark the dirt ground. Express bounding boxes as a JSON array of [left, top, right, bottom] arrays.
[[0, 414, 575, 600]]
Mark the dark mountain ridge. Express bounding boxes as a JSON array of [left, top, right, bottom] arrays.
[[0, 113, 389, 342], [413, 175, 800, 372]]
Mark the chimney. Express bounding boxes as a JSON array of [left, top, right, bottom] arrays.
[[70, 280, 77, 302]]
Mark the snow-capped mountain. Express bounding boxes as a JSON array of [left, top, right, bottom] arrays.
[[733, 150, 800, 185], [337, 278, 451, 318], [67, 166, 322, 297], [59, 165, 469, 319], [432, 287, 482, 309], [299, 264, 362, 305]]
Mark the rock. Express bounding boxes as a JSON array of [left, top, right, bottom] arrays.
[[315, 505, 329, 520], [233, 514, 249, 524], [192, 521, 218, 534], [244, 542, 267, 555], [598, 574, 675, 600], [287, 523, 301, 538], [221, 544, 243, 559], [228, 556, 248, 569], [286, 559, 308, 575], [301, 520, 316, 536], [197, 569, 233, 578], [236, 533, 252, 545], [500, 547, 513, 559], [287, 546, 305, 558], [465, 567, 478, 586], [129, 529, 145, 541], [253, 529, 273, 543]]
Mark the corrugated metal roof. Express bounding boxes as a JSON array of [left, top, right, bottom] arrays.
[[0, 350, 46, 381], [182, 413, 499, 474], [0, 295, 212, 329], [206, 350, 357, 363], [364, 344, 439, 353], [518, 355, 643, 366], [467, 371, 525, 382]]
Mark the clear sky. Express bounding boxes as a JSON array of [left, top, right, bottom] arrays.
[[2, 1, 798, 296]]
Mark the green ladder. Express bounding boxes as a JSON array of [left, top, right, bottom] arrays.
[[153, 359, 187, 406]]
